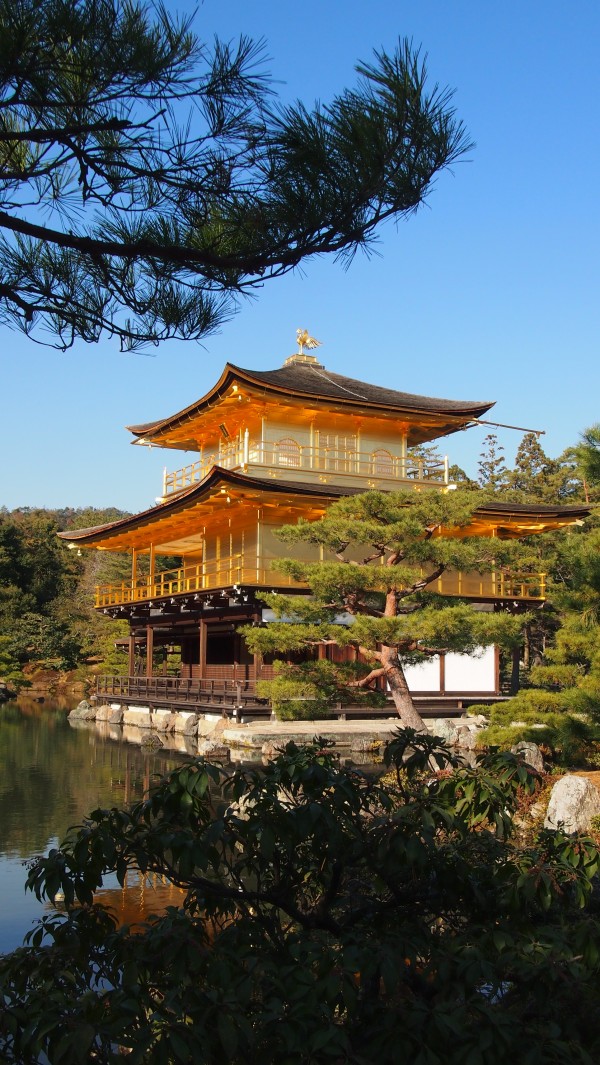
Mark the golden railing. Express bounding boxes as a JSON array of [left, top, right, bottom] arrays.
[[162, 443, 449, 495], [426, 570, 546, 600], [95, 559, 546, 608], [95, 555, 303, 607]]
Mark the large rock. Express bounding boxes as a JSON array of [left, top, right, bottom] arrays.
[[141, 732, 164, 751], [544, 775, 600, 833], [197, 717, 219, 738], [350, 737, 383, 753], [511, 741, 545, 773], [454, 725, 478, 750], [172, 712, 199, 735], [468, 713, 489, 727], [152, 709, 175, 732], [197, 739, 230, 761], [430, 719, 459, 745], [69, 699, 97, 721]]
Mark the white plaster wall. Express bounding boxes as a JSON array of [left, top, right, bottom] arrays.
[[444, 646, 496, 692], [402, 646, 496, 693], [402, 656, 442, 692]]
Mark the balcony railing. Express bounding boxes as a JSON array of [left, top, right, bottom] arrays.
[[426, 570, 546, 600], [95, 555, 303, 607], [95, 559, 546, 608], [162, 441, 449, 496], [95, 675, 266, 710]]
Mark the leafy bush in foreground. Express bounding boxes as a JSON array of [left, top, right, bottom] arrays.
[[1, 733, 600, 1064]]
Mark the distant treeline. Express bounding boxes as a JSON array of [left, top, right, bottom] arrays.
[[0, 506, 132, 689]]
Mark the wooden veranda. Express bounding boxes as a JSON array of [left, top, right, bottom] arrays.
[[94, 675, 509, 722]]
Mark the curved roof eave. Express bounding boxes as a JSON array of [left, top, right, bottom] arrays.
[[126, 364, 238, 438], [58, 468, 591, 547], [125, 362, 495, 440], [57, 467, 345, 545]]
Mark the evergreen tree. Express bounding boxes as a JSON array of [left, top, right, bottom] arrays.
[[574, 425, 600, 502], [245, 489, 527, 730], [0, 506, 133, 674], [447, 463, 479, 488], [509, 432, 559, 500], [477, 433, 508, 489], [0, 0, 470, 349], [0, 635, 28, 693], [484, 515, 600, 762], [406, 443, 444, 477]]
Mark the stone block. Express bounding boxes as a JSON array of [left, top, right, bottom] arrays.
[[95, 704, 114, 722], [197, 717, 218, 738], [123, 708, 152, 729]]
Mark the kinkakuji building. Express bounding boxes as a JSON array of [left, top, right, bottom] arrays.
[[61, 336, 589, 716]]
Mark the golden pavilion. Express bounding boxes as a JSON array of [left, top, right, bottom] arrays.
[[61, 338, 588, 714]]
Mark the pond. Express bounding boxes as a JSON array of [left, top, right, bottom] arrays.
[[0, 697, 195, 955]]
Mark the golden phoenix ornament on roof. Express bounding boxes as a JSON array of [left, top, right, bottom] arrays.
[[296, 329, 321, 355]]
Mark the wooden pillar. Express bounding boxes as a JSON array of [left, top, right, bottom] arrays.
[[128, 634, 136, 677], [309, 420, 314, 469], [148, 543, 155, 593], [256, 508, 262, 583], [199, 619, 207, 679], [146, 624, 154, 677], [439, 653, 446, 695]]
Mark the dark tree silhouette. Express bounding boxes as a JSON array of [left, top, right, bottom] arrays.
[[0, 0, 471, 349]]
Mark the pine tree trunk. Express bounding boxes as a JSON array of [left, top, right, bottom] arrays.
[[380, 645, 427, 731]]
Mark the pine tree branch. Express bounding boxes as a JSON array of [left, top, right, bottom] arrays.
[[353, 666, 386, 688]]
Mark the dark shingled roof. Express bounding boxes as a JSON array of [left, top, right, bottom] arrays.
[[126, 361, 494, 436], [230, 363, 492, 414]]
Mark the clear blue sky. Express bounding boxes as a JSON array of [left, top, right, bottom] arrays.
[[1, 0, 598, 512]]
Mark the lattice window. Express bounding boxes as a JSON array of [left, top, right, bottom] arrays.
[[372, 449, 394, 476], [276, 437, 301, 467]]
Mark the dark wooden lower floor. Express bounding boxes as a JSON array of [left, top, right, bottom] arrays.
[[94, 675, 508, 721]]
